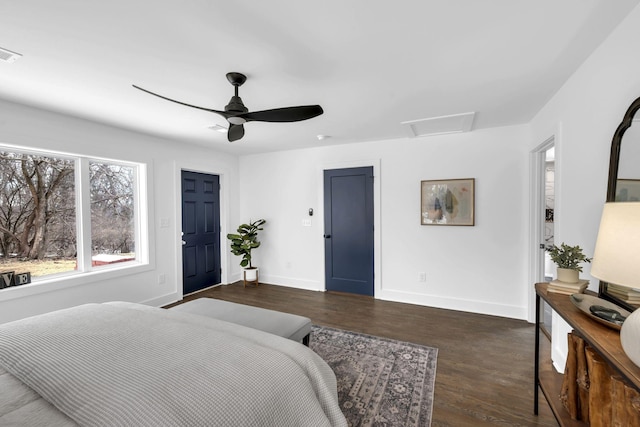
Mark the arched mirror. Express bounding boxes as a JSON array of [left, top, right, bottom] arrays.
[[599, 96, 640, 310]]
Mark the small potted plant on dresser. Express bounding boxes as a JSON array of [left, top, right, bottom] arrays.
[[546, 243, 592, 294], [227, 219, 266, 287]]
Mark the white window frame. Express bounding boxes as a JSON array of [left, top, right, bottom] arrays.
[[0, 144, 153, 302]]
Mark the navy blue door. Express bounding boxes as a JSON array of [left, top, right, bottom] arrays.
[[181, 171, 221, 294], [324, 167, 374, 296]]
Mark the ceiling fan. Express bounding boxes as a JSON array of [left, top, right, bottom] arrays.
[[133, 72, 324, 142]]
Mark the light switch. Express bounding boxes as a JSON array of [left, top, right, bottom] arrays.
[[160, 217, 170, 228]]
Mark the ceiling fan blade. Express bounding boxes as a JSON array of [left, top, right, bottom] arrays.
[[240, 105, 323, 123], [228, 124, 245, 142], [132, 85, 230, 119]]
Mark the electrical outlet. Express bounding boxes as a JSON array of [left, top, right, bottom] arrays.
[[157, 274, 166, 284], [418, 272, 427, 282]]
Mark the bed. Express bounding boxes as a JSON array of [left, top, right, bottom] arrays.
[[0, 302, 347, 426]]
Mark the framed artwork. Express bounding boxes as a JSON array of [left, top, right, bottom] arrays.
[[421, 178, 475, 226], [615, 179, 640, 202]]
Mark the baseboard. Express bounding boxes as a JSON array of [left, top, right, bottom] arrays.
[[377, 289, 528, 320], [226, 273, 241, 284], [258, 274, 323, 291], [142, 291, 182, 308], [218, 277, 527, 320]]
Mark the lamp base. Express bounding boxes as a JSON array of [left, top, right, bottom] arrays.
[[621, 308, 640, 368]]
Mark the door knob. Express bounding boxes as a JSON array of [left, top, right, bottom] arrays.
[[182, 240, 187, 245], [324, 234, 331, 239]]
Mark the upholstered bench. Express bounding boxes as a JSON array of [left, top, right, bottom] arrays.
[[169, 298, 312, 346]]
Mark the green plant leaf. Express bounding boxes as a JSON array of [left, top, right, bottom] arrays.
[[226, 218, 266, 269], [546, 242, 592, 272]]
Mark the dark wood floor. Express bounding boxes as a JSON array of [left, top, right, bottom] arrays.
[[168, 282, 558, 426]]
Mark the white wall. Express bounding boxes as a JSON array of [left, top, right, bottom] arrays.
[[530, 9, 640, 266], [0, 99, 239, 323], [4, 5, 639, 326], [238, 124, 532, 320], [238, 0, 640, 321], [529, 5, 640, 370]]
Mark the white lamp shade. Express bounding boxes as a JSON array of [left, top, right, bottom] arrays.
[[591, 202, 640, 368], [591, 202, 640, 289]]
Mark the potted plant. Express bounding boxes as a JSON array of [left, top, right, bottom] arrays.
[[227, 219, 266, 285], [546, 243, 592, 283]]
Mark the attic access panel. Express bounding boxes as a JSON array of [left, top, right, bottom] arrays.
[[402, 112, 475, 138]]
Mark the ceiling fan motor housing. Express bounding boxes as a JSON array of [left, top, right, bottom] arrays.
[[225, 95, 248, 114]]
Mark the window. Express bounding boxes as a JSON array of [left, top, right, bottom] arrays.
[[90, 161, 136, 267], [0, 147, 147, 284]]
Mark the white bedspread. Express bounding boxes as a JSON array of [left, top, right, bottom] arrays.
[[0, 302, 347, 427]]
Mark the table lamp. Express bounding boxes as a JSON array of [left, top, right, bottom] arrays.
[[591, 202, 640, 367]]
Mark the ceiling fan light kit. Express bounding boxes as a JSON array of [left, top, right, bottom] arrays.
[[133, 72, 323, 142]]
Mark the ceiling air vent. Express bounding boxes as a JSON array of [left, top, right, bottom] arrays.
[[208, 124, 228, 133], [0, 47, 22, 63], [402, 112, 475, 138]]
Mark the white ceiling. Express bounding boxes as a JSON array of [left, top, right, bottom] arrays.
[[0, 0, 638, 155]]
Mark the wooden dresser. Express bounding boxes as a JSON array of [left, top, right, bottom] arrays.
[[534, 282, 640, 426]]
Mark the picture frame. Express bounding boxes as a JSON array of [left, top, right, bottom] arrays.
[[615, 179, 640, 202], [421, 178, 475, 226]]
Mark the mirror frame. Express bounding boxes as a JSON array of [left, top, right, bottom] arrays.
[[599, 96, 640, 311]]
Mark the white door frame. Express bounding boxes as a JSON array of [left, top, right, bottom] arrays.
[[528, 136, 556, 322]]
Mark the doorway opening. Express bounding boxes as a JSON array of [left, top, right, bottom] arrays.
[[531, 139, 555, 333], [542, 146, 555, 334]]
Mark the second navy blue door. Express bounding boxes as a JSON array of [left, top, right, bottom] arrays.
[[181, 171, 221, 294], [323, 167, 374, 296]]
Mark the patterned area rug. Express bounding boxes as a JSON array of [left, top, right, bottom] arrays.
[[310, 325, 438, 427]]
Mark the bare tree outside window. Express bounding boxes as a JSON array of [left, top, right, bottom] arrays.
[[90, 162, 136, 263], [0, 151, 76, 277], [0, 150, 139, 279]]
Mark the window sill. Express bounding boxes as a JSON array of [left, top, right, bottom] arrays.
[[0, 262, 153, 302]]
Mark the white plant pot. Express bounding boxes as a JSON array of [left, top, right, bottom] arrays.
[[556, 268, 579, 284], [243, 267, 258, 282]]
